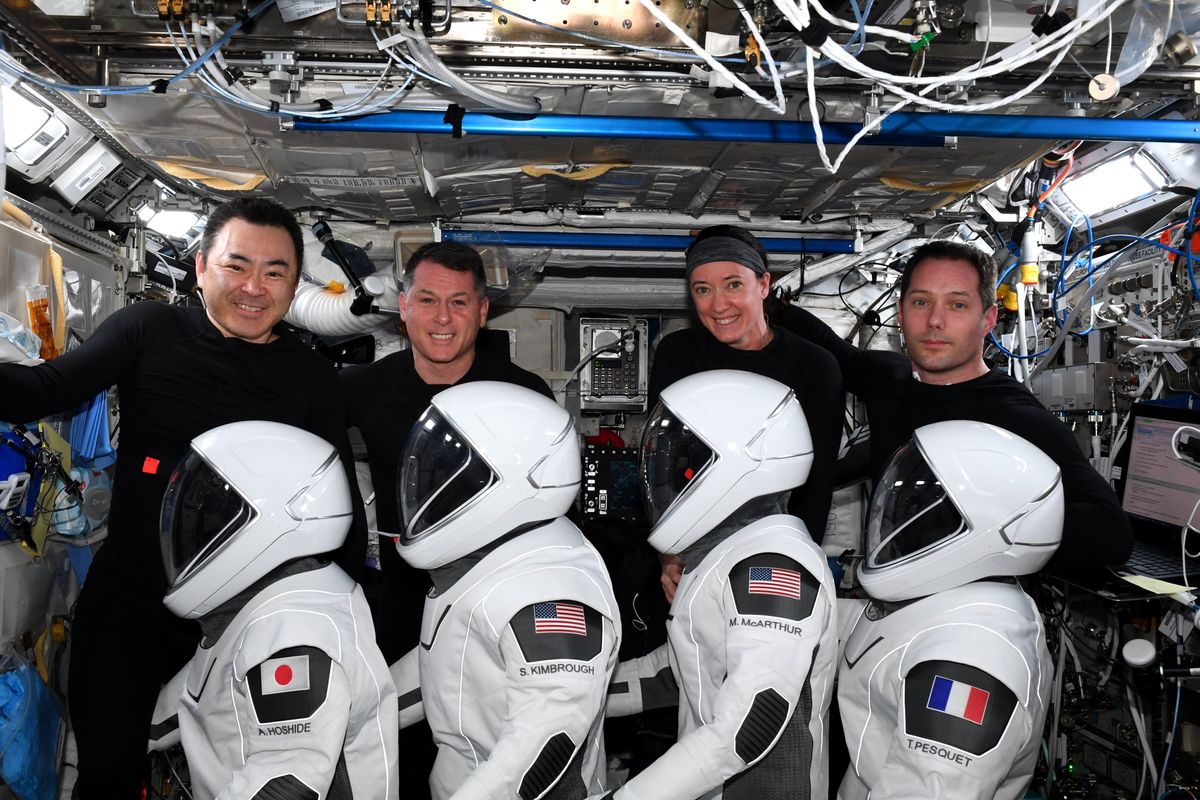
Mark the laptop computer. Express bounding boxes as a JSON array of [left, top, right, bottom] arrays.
[[1112, 401, 1200, 583]]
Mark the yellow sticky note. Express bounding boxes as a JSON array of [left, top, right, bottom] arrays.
[[1118, 572, 1196, 595]]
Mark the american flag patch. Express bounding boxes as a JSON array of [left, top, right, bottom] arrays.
[[533, 602, 587, 636], [748, 566, 803, 599]]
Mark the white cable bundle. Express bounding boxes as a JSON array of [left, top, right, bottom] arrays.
[[165, 16, 413, 118], [771, 0, 1130, 172], [374, 25, 541, 114], [634, 0, 786, 114]]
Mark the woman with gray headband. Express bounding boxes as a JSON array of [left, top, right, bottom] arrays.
[[648, 225, 845, 602]]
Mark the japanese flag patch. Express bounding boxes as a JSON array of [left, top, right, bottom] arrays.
[[260, 654, 310, 695]]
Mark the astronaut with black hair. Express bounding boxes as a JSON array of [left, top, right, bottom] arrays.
[[603, 370, 839, 800], [838, 421, 1062, 799], [390, 382, 620, 800]]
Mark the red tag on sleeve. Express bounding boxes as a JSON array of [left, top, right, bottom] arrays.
[[142, 457, 160, 474]]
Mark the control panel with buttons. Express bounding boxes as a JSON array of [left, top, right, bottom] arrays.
[[580, 318, 649, 412], [581, 445, 644, 523]]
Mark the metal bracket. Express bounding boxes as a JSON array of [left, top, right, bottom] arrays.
[[861, 87, 884, 136], [263, 51, 303, 100], [975, 195, 1019, 224], [3, 193, 118, 257]]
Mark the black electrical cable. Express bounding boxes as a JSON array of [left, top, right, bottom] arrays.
[[144, 230, 181, 259], [846, 281, 899, 341], [832, 261, 894, 315], [861, 309, 900, 348], [799, 273, 871, 298]]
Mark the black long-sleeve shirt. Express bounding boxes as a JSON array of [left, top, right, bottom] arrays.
[[648, 325, 845, 543], [342, 347, 552, 661], [0, 301, 366, 595], [774, 304, 1134, 572]]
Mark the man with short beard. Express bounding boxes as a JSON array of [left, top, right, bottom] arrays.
[[775, 239, 1132, 572]]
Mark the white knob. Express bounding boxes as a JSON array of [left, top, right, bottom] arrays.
[[1122, 638, 1157, 669], [362, 275, 386, 297], [1088, 74, 1119, 101]]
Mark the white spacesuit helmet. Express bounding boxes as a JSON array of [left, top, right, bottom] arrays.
[[160, 420, 352, 619], [858, 420, 1064, 602], [398, 381, 580, 570], [642, 370, 813, 555]]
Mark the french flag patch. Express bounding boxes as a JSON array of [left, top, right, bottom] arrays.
[[261, 654, 311, 695], [926, 675, 990, 725]]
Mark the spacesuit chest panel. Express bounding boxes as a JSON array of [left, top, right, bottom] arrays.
[[666, 559, 727, 721], [842, 581, 1044, 703], [183, 643, 220, 707], [184, 566, 355, 705]]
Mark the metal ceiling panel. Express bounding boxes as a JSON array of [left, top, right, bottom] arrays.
[[2, 0, 1194, 232]]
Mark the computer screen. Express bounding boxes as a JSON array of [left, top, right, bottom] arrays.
[[606, 456, 642, 516], [1120, 403, 1200, 529]]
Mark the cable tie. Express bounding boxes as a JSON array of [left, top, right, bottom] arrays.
[[797, 18, 829, 48], [222, 65, 244, 85], [443, 103, 465, 138], [315, 98, 333, 111], [234, 7, 254, 29], [268, 100, 280, 112], [150, 79, 169, 94], [908, 31, 936, 52], [1031, 10, 1070, 37]]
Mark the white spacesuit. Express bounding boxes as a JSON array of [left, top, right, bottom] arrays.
[[837, 420, 1064, 800], [390, 382, 620, 800], [605, 370, 838, 800], [156, 421, 398, 800]]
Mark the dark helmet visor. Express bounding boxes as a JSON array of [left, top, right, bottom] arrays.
[[400, 407, 497, 541], [160, 450, 253, 587]]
